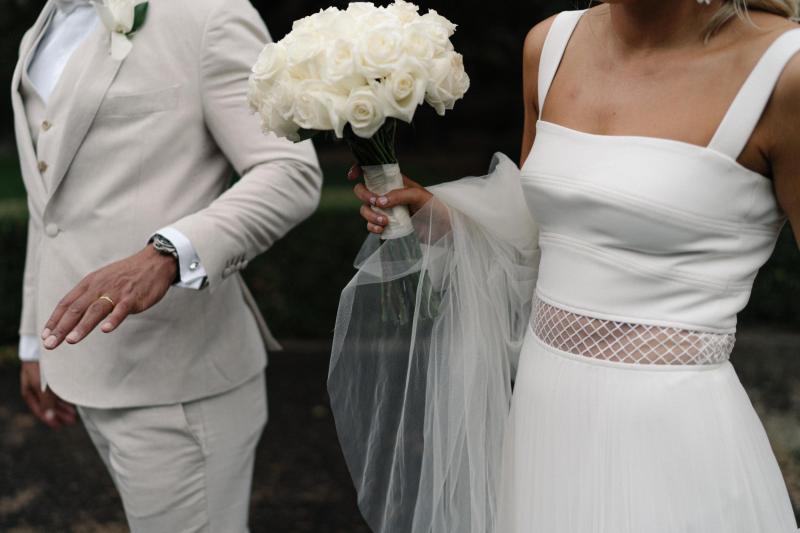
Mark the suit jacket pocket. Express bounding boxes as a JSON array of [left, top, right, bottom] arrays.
[[98, 85, 181, 117]]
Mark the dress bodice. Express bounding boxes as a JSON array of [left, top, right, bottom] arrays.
[[522, 11, 799, 338]]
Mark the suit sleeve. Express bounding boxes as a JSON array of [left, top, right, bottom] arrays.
[[170, 0, 323, 288]]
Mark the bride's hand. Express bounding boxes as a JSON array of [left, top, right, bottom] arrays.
[[348, 165, 433, 235]]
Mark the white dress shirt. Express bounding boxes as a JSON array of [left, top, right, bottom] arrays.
[[19, 0, 208, 361]]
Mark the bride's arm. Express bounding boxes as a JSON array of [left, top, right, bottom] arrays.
[[767, 55, 800, 247], [520, 15, 557, 167]]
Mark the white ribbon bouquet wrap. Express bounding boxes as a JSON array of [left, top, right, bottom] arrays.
[[248, 0, 470, 239]]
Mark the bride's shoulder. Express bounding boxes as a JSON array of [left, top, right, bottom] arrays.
[[522, 14, 556, 65], [523, 7, 600, 65]]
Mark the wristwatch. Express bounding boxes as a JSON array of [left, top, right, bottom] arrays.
[[152, 233, 178, 258], [151, 234, 181, 283]]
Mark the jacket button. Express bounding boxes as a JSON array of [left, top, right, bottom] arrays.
[[45, 223, 60, 237], [41, 120, 52, 131], [38, 161, 48, 173]]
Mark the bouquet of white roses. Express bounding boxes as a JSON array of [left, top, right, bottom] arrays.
[[248, 0, 469, 239]]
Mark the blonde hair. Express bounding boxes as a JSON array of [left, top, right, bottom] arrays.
[[706, 0, 800, 38]]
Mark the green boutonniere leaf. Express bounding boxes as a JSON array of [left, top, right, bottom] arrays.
[[128, 2, 149, 36]]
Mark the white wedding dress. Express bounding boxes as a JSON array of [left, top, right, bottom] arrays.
[[329, 10, 799, 533]]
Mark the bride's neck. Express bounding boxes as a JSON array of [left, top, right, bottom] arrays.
[[603, 0, 723, 51]]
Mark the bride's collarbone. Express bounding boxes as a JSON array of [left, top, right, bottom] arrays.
[[540, 24, 794, 176]]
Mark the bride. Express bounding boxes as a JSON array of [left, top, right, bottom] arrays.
[[329, 1, 800, 532]]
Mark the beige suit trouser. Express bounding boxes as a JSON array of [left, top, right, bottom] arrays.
[[78, 372, 267, 533]]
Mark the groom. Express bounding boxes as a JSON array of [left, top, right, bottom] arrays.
[[12, 0, 321, 530]]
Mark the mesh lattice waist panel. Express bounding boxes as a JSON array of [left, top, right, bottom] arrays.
[[531, 296, 735, 365]]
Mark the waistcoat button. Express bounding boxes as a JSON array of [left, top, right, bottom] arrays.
[[45, 224, 60, 237]]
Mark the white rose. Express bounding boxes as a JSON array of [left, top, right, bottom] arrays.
[[345, 86, 386, 138], [357, 26, 404, 78], [421, 9, 457, 38], [270, 79, 297, 121], [402, 26, 436, 64], [282, 31, 324, 79], [346, 2, 378, 19], [252, 43, 287, 84], [291, 14, 316, 33], [251, 91, 300, 141], [292, 81, 347, 137], [386, 0, 420, 23], [425, 52, 470, 116], [247, 77, 299, 139], [410, 9, 457, 55], [324, 38, 358, 83], [322, 10, 357, 39], [247, 76, 265, 114], [382, 63, 427, 123], [294, 7, 344, 37], [363, 8, 397, 29]]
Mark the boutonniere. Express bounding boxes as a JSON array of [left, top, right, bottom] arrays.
[[93, 0, 149, 61]]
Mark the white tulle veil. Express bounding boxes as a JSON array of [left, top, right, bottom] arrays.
[[329, 153, 540, 533]]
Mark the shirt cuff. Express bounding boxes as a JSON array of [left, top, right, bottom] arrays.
[[19, 335, 41, 362], [150, 227, 208, 290]]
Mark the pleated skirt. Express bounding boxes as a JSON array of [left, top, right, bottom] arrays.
[[498, 326, 799, 533]]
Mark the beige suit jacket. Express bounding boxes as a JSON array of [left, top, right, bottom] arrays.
[[12, 0, 322, 408]]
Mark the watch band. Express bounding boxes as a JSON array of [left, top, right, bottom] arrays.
[[152, 233, 179, 259], [151, 234, 180, 283]]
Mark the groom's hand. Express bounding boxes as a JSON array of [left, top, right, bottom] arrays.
[[20, 362, 77, 429], [41, 245, 178, 350]]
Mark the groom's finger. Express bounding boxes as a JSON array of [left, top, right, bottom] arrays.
[[42, 281, 90, 339], [65, 297, 116, 344], [44, 293, 95, 350], [100, 299, 133, 334]]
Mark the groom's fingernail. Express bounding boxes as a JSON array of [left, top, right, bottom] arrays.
[[369, 197, 377, 205], [44, 335, 58, 349], [102, 322, 113, 332], [378, 197, 388, 206], [66, 331, 79, 343], [44, 409, 55, 421], [41, 328, 51, 340]]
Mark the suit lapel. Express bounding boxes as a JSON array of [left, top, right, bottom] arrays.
[[11, 2, 56, 203], [44, 21, 125, 203]]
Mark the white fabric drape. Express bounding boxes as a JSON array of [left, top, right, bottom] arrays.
[[329, 153, 539, 533]]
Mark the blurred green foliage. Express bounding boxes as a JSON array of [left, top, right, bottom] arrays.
[[0, 152, 26, 200]]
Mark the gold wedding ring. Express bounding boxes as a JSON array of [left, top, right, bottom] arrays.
[[98, 295, 115, 308]]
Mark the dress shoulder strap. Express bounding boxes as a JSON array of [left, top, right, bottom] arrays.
[[708, 28, 800, 159], [538, 10, 586, 113]]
